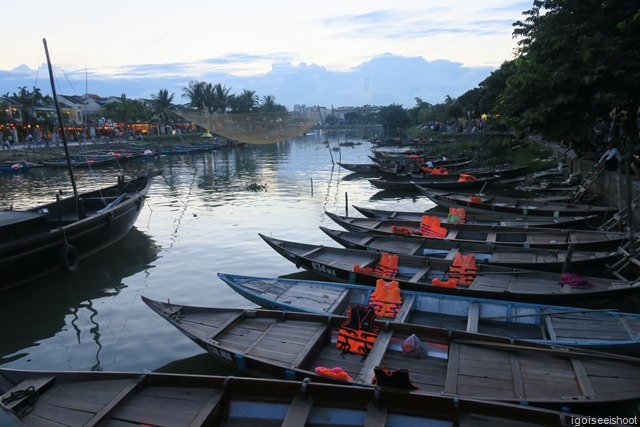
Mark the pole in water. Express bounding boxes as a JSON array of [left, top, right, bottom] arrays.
[[345, 192, 349, 216], [310, 178, 313, 196]]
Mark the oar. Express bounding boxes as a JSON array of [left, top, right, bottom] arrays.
[[485, 308, 618, 321]]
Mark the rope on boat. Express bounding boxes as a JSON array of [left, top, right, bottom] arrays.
[[1, 385, 39, 418]]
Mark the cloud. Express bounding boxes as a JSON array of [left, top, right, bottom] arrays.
[[0, 54, 495, 109]]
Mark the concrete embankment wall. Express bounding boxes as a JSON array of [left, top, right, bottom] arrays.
[[545, 142, 640, 229]]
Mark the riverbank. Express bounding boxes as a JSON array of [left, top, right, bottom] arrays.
[[0, 134, 213, 163]]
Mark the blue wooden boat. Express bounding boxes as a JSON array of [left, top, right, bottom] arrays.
[[218, 273, 640, 355], [0, 160, 41, 174]]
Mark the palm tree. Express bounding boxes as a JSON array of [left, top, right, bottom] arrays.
[[259, 95, 287, 113], [229, 89, 258, 113], [150, 89, 175, 124], [212, 83, 232, 114], [182, 80, 206, 112]]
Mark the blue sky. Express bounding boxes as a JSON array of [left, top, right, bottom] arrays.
[[0, 1, 531, 108]]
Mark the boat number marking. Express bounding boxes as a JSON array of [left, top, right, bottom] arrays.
[[311, 262, 336, 277], [206, 345, 233, 362]]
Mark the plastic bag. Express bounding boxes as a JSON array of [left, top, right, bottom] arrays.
[[401, 333, 427, 359]]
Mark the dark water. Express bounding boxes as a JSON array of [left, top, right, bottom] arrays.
[[0, 134, 438, 373]]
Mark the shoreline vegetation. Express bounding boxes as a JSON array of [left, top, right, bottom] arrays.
[[0, 129, 556, 173]]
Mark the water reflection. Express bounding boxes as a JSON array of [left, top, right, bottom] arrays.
[[0, 228, 160, 366], [0, 136, 439, 373]]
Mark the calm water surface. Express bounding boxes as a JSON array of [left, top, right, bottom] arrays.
[[0, 134, 437, 374]]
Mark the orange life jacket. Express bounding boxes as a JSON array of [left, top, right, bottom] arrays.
[[314, 366, 353, 382], [447, 207, 466, 224], [430, 167, 448, 175], [419, 215, 447, 238], [457, 173, 477, 182], [469, 195, 482, 203], [354, 252, 399, 279], [337, 304, 379, 356], [368, 279, 402, 318], [432, 278, 458, 288], [448, 253, 477, 286], [391, 225, 419, 236]]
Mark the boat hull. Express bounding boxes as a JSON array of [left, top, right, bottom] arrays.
[[259, 234, 640, 307], [143, 297, 640, 411], [0, 175, 153, 291], [218, 273, 640, 355]]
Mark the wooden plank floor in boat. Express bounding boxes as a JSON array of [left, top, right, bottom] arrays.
[[546, 312, 640, 342], [409, 311, 544, 340], [236, 278, 354, 312], [215, 317, 329, 367], [20, 379, 223, 426]]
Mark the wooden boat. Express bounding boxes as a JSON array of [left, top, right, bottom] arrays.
[[1, 369, 576, 427], [143, 297, 640, 410], [352, 205, 600, 228], [370, 155, 473, 170], [336, 162, 382, 173], [385, 165, 529, 181], [0, 40, 155, 293], [418, 187, 618, 217], [259, 234, 640, 306], [218, 273, 640, 354], [319, 226, 620, 274], [41, 156, 119, 168], [368, 176, 499, 191], [0, 160, 41, 174], [325, 211, 629, 251], [0, 174, 153, 292]]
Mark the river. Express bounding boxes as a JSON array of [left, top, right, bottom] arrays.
[[0, 133, 439, 374]]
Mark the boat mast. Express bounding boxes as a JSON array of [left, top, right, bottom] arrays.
[[43, 38, 79, 202]]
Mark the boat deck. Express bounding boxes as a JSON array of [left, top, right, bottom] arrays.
[[210, 313, 640, 404]]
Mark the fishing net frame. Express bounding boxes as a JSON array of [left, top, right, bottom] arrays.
[[175, 110, 319, 144]]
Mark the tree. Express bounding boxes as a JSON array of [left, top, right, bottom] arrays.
[[499, 0, 640, 142], [99, 94, 150, 123], [212, 83, 232, 114], [378, 104, 410, 136], [343, 111, 360, 125], [182, 80, 207, 112], [229, 89, 259, 113], [150, 89, 175, 124], [259, 95, 287, 113]]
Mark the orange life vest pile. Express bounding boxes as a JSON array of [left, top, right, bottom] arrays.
[[457, 173, 477, 182], [368, 279, 402, 318], [390, 225, 420, 235], [421, 166, 448, 175], [447, 252, 478, 286], [446, 207, 466, 223], [314, 366, 353, 381], [337, 304, 379, 357], [419, 215, 447, 238], [353, 252, 399, 279]]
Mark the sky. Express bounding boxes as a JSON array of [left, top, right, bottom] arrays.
[[0, 0, 531, 109]]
